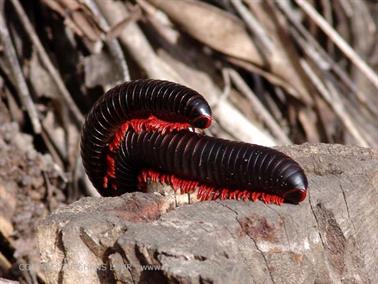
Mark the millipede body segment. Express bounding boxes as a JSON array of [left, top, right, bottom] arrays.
[[81, 79, 308, 204]]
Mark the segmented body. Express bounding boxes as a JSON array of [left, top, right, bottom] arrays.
[[81, 79, 211, 192], [81, 79, 308, 204]]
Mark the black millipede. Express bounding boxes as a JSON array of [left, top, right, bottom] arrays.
[[81, 79, 308, 204]]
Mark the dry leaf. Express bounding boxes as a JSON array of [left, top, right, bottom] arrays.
[[41, 0, 103, 42], [148, 0, 312, 103], [147, 0, 263, 65]]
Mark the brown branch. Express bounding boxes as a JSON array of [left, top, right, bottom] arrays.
[[10, 0, 84, 125], [0, 0, 41, 133]]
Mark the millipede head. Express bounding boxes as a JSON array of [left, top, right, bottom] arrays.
[[282, 171, 308, 204], [188, 103, 212, 129], [192, 114, 212, 129]]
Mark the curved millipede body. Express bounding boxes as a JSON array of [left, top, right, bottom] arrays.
[[81, 79, 212, 192], [81, 79, 308, 204]]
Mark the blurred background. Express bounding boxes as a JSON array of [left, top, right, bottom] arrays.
[[0, 0, 377, 282]]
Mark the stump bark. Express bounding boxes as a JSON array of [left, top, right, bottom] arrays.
[[37, 143, 378, 283]]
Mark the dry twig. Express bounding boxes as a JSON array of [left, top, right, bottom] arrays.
[[295, 0, 378, 89], [227, 68, 291, 144], [0, 0, 41, 133], [10, 0, 84, 125]]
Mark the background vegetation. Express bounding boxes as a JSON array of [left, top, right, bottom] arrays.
[[0, 0, 377, 282]]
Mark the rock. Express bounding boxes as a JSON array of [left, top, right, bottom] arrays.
[[37, 143, 378, 283]]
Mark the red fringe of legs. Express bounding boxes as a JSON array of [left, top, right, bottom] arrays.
[[109, 115, 191, 151], [138, 169, 284, 205], [103, 116, 191, 190]]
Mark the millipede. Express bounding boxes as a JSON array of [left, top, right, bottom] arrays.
[[81, 79, 308, 205]]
